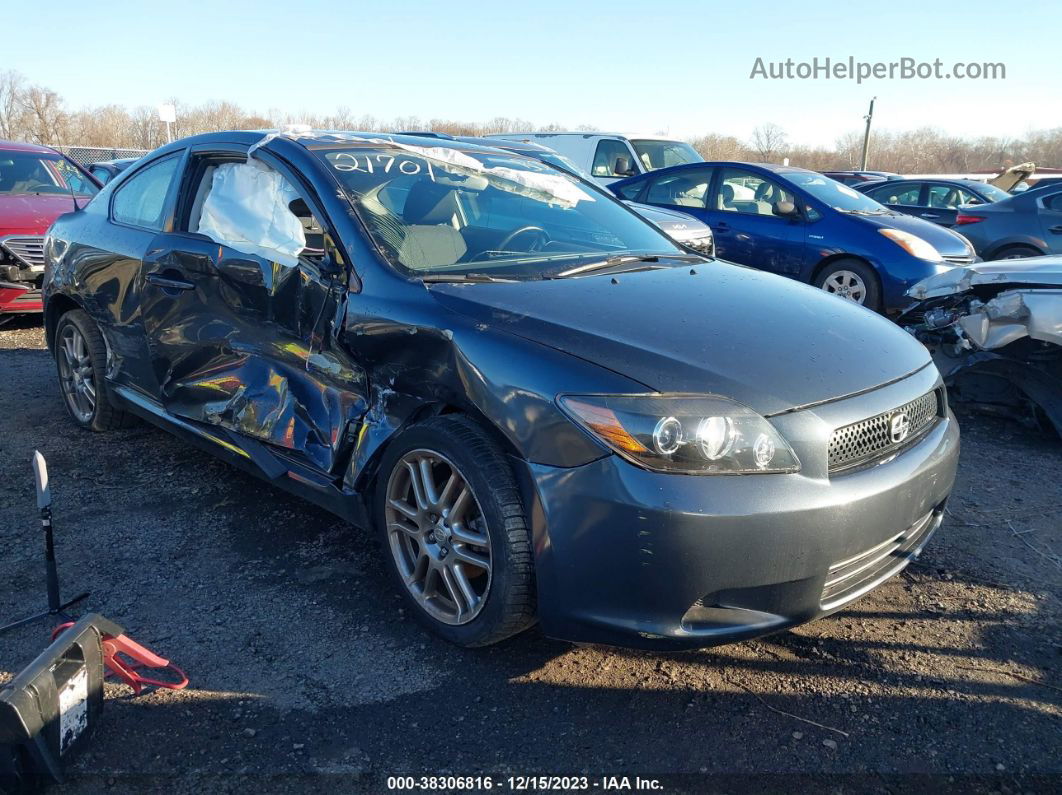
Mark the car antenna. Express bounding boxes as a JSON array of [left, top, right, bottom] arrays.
[[50, 147, 81, 212], [66, 169, 80, 212]]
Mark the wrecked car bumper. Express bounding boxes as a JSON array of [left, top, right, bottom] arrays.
[[902, 258, 1062, 435], [0, 281, 42, 314], [521, 400, 959, 651]]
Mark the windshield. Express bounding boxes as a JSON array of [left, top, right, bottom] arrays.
[[788, 171, 889, 213], [0, 151, 98, 197], [533, 151, 586, 178], [314, 142, 682, 278], [630, 140, 703, 171]]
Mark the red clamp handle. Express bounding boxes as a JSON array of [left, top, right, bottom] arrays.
[[52, 623, 189, 694]]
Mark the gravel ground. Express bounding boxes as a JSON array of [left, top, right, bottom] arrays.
[[1, 314, 1060, 794]]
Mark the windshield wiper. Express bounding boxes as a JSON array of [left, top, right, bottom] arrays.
[[420, 272, 517, 283], [550, 255, 663, 279], [839, 208, 889, 216], [549, 253, 705, 279]]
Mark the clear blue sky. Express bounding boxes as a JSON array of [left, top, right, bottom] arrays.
[[7, 0, 1059, 146]]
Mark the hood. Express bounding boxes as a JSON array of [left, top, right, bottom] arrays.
[[429, 261, 931, 416], [862, 211, 974, 258], [625, 201, 709, 230], [907, 256, 1062, 299], [0, 194, 80, 235]]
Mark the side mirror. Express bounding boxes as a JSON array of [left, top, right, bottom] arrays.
[[774, 200, 797, 217]]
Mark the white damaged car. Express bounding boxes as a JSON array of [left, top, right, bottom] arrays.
[[901, 257, 1062, 435]]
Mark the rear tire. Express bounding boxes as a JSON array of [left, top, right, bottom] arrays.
[[992, 244, 1041, 260], [54, 309, 134, 431], [374, 415, 535, 647], [815, 258, 882, 311]]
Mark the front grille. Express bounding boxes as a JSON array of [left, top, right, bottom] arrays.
[[943, 253, 975, 265], [1, 236, 45, 270], [828, 390, 940, 473], [821, 508, 940, 610]]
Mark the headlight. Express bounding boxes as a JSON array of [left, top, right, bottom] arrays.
[[683, 234, 714, 255], [879, 228, 942, 261], [558, 394, 800, 474]]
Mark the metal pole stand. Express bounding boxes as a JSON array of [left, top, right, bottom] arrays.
[[0, 452, 89, 636]]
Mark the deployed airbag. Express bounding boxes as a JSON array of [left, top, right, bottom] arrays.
[[197, 160, 306, 267]]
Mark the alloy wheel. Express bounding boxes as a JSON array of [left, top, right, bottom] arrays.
[[58, 324, 96, 423], [822, 270, 867, 304], [385, 449, 492, 625]]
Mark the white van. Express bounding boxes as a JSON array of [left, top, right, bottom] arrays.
[[487, 132, 703, 185]]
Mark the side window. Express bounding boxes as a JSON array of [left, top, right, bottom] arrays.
[[870, 183, 921, 206], [52, 160, 98, 196], [112, 155, 181, 230], [927, 184, 974, 209], [613, 180, 645, 201], [714, 168, 795, 217], [645, 169, 712, 209], [1043, 192, 1062, 212], [187, 156, 321, 266], [591, 140, 635, 178]]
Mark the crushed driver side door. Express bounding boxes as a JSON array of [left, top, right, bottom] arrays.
[[139, 142, 367, 475]]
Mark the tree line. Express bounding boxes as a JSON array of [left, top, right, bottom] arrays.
[[2, 70, 1058, 173]]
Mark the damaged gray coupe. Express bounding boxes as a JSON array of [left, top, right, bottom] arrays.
[[43, 131, 959, 650], [902, 258, 1062, 436]]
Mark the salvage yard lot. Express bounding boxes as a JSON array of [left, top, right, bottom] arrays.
[[1, 316, 1060, 792]]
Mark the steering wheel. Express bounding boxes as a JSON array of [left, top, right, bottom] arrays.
[[497, 225, 550, 253], [25, 182, 55, 192]]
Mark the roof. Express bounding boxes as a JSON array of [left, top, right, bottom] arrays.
[[151, 129, 514, 158], [873, 177, 994, 188], [488, 132, 688, 142], [0, 139, 58, 154], [454, 136, 554, 154], [651, 160, 809, 174]]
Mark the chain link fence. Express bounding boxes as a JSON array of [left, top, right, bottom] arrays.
[[54, 145, 150, 167]]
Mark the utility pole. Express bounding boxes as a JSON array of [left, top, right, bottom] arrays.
[[860, 97, 876, 170]]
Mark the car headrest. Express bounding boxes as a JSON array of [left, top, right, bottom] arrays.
[[404, 180, 452, 224], [721, 184, 735, 203]]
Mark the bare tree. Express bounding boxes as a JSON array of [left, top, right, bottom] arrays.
[[690, 133, 747, 161], [0, 70, 28, 140], [20, 85, 67, 146], [128, 106, 165, 150], [1, 71, 1059, 174], [750, 123, 788, 162]]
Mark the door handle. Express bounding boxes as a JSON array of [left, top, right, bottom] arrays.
[[714, 222, 730, 231], [1049, 225, 1062, 234], [146, 272, 195, 292], [920, 213, 940, 219]]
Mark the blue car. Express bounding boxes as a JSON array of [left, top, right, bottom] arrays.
[[611, 162, 977, 313], [854, 178, 1012, 228]]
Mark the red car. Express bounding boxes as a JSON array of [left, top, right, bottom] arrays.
[[1, 140, 99, 317]]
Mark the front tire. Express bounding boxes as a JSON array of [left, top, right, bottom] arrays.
[[374, 415, 536, 647], [54, 309, 133, 431], [815, 258, 881, 311]]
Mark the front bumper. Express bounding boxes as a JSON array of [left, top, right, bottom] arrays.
[[0, 282, 43, 314], [519, 370, 960, 650], [882, 258, 979, 314]]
